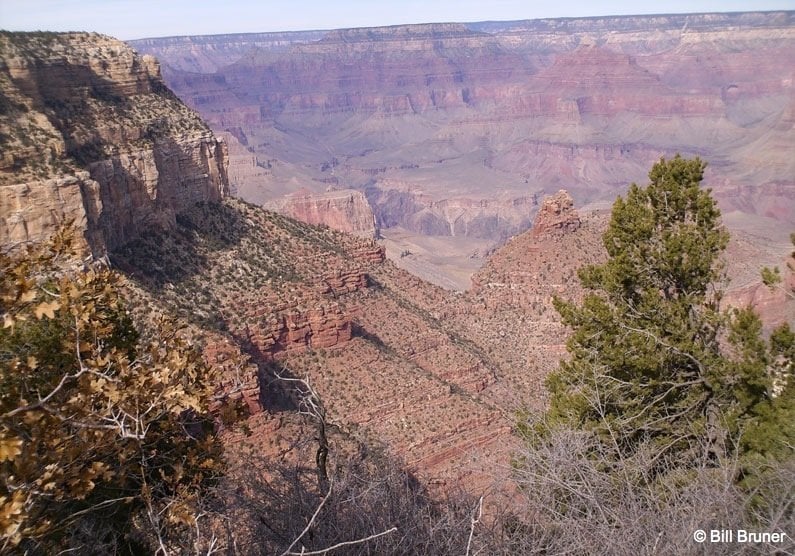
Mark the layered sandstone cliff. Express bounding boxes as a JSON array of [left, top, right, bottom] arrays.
[[131, 12, 794, 245], [266, 188, 378, 238], [0, 32, 228, 255], [365, 183, 537, 239]]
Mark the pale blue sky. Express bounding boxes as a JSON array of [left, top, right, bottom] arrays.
[[1, 0, 793, 40]]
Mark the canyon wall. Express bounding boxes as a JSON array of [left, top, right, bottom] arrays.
[[266, 188, 377, 238], [365, 183, 537, 239], [0, 32, 229, 255], [130, 12, 795, 242]]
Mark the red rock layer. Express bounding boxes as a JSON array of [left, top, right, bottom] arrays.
[[531, 190, 581, 238], [269, 188, 378, 238], [132, 14, 795, 235]]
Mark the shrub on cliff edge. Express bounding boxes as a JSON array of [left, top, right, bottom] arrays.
[[0, 229, 223, 553]]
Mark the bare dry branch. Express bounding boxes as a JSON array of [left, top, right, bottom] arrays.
[[465, 495, 483, 556], [279, 480, 334, 556], [284, 526, 398, 556]]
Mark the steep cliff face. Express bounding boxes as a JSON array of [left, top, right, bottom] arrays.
[[266, 188, 378, 238], [0, 32, 228, 255], [365, 183, 537, 239], [131, 12, 795, 248]]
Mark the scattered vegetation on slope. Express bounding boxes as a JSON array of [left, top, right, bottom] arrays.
[[2, 158, 793, 554]]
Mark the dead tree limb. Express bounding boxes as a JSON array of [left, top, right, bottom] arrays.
[[275, 369, 330, 493]]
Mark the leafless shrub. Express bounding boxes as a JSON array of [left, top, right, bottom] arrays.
[[215, 451, 479, 555], [496, 425, 795, 555]]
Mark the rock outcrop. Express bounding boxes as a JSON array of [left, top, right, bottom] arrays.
[[531, 190, 581, 237], [203, 335, 261, 416], [240, 260, 381, 361], [245, 297, 353, 358], [268, 188, 378, 238], [0, 32, 229, 255], [352, 242, 387, 264], [317, 269, 370, 296]]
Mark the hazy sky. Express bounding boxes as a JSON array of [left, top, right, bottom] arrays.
[[1, 0, 793, 40]]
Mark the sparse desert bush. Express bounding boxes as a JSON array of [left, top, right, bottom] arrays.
[[501, 424, 794, 555], [218, 450, 481, 555]]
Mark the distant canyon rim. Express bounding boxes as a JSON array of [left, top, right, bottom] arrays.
[[131, 11, 795, 288]]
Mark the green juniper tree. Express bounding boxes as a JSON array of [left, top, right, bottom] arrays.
[[542, 155, 793, 474]]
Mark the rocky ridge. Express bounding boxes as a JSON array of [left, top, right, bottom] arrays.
[[112, 198, 516, 493], [0, 32, 228, 255]]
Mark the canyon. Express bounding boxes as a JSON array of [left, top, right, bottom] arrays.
[[0, 31, 592, 492], [1, 25, 794, 551], [130, 11, 795, 287]]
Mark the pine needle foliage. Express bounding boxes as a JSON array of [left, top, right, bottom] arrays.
[[540, 156, 793, 477]]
